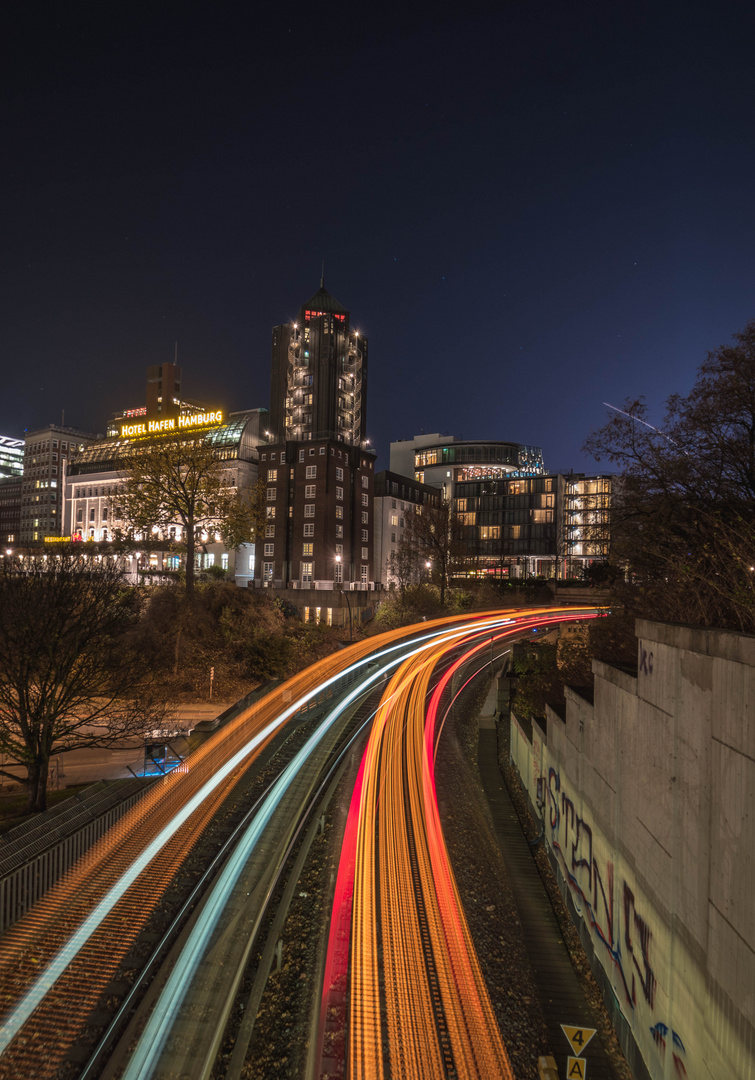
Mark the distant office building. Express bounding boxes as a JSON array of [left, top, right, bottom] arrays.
[[373, 470, 439, 587], [20, 426, 98, 543], [390, 433, 610, 579], [0, 436, 24, 546], [0, 436, 24, 479], [269, 279, 368, 447]]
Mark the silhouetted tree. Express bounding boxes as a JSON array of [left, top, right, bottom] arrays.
[[584, 318, 755, 631], [0, 555, 167, 812]]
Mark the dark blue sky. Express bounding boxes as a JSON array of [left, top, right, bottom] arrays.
[[3, 1, 755, 472]]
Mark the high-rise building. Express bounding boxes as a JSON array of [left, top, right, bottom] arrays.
[[0, 436, 24, 479], [257, 283, 375, 619], [269, 279, 367, 446]]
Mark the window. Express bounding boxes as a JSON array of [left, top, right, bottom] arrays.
[[360, 565, 368, 584], [261, 453, 267, 461], [270, 452, 276, 462], [303, 523, 314, 536], [335, 505, 343, 519], [362, 475, 368, 488], [267, 487, 276, 501], [299, 449, 305, 462], [265, 524, 275, 538], [336, 486, 343, 501], [334, 562, 342, 583], [336, 524, 343, 537], [267, 469, 277, 481], [391, 514, 398, 526], [362, 547, 369, 560], [102, 507, 108, 520], [89, 508, 95, 521], [335, 543, 343, 555], [306, 465, 317, 479], [263, 561, 273, 581], [303, 543, 313, 557], [280, 452, 286, 463], [319, 446, 325, 455], [305, 484, 316, 498], [304, 504, 315, 517], [301, 561, 313, 583], [266, 506, 276, 519], [76, 508, 83, 522], [264, 543, 274, 556], [221, 554, 229, 570], [362, 493, 369, 506], [336, 467, 344, 481], [309, 447, 315, 456], [361, 511, 368, 524], [391, 532, 396, 543], [361, 529, 368, 542]]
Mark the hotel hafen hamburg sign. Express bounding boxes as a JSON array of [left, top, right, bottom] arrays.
[[120, 411, 223, 438]]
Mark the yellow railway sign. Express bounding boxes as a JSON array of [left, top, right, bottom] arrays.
[[566, 1056, 587, 1079], [561, 1025, 596, 1056]]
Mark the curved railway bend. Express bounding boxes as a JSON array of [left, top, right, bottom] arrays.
[[0, 608, 618, 1080]]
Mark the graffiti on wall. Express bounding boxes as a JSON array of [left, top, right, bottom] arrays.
[[547, 767, 657, 1010]]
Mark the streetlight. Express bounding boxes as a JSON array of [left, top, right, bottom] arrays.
[[335, 555, 352, 642]]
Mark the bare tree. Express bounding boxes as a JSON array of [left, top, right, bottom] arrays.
[[401, 500, 468, 605], [583, 318, 755, 631], [0, 555, 168, 812], [118, 435, 265, 600]]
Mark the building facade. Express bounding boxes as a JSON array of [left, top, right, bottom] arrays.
[[269, 281, 367, 447], [65, 408, 265, 585], [256, 283, 375, 625], [390, 434, 611, 579], [373, 470, 440, 587], [20, 426, 99, 543]]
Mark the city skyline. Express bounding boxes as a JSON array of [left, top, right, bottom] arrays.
[[4, 4, 755, 472]]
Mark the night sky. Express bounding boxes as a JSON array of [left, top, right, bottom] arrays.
[[3, 2, 755, 473]]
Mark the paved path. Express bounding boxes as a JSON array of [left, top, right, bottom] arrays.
[[477, 684, 615, 1080]]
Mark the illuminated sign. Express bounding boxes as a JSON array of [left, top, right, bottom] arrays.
[[44, 536, 70, 544], [120, 411, 223, 439]]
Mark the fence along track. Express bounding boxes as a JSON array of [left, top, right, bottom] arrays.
[[0, 779, 154, 934]]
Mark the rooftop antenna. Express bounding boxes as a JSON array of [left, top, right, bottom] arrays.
[[174, 341, 178, 365], [320, 261, 325, 289]]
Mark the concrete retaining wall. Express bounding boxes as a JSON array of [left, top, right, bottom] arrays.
[[509, 619, 754, 1080]]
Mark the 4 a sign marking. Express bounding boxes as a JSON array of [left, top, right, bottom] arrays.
[[561, 1024, 596, 1056], [567, 1056, 587, 1079]]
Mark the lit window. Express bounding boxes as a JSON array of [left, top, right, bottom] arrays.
[[266, 506, 276, 519], [301, 561, 313, 583], [304, 504, 315, 517], [303, 543, 313, 556], [221, 554, 229, 570], [268, 469, 277, 481], [335, 506, 343, 519], [391, 514, 398, 526]]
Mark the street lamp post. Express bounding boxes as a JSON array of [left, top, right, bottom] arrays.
[[335, 555, 353, 642]]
